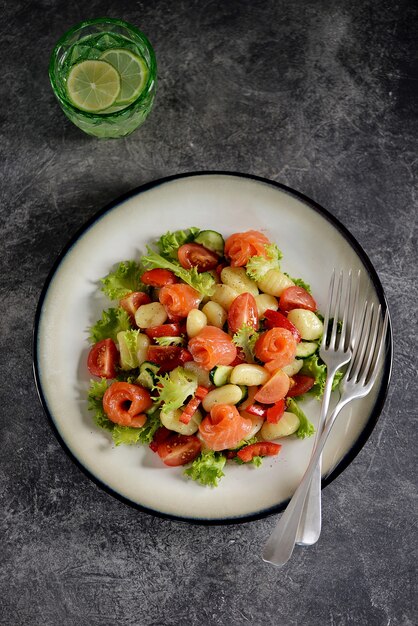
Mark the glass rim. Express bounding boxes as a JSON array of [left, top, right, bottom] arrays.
[[49, 17, 157, 119]]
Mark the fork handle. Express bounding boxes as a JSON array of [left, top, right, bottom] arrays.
[[295, 462, 322, 545], [295, 372, 337, 545], [262, 397, 350, 567]]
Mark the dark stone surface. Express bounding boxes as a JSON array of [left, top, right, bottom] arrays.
[[1, 1, 417, 624]]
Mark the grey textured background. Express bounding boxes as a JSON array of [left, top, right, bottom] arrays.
[[1, 1, 417, 624]]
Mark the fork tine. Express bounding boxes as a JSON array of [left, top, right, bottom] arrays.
[[346, 300, 371, 381], [339, 269, 351, 348], [348, 270, 361, 349], [365, 309, 389, 390], [321, 269, 335, 349], [329, 270, 343, 349], [355, 302, 374, 382], [360, 304, 382, 385]]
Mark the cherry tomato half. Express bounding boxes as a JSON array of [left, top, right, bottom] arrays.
[[157, 434, 202, 466], [149, 426, 172, 452], [141, 268, 178, 287], [120, 291, 151, 322], [228, 293, 259, 335], [87, 339, 119, 379], [286, 374, 315, 397], [230, 350, 246, 366], [254, 369, 290, 404], [177, 243, 219, 272], [147, 346, 193, 372], [263, 309, 301, 342], [279, 286, 317, 313], [145, 323, 182, 339]]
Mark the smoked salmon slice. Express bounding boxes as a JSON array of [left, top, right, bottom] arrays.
[[188, 326, 237, 370], [254, 327, 297, 371], [224, 230, 271, 267], [159, 283, 201, 318], [103, 382, 152, 428], [199, 404, 253, 451]]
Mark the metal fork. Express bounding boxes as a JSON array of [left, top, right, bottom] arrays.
[[263, 302, 389, 567], [295, 269, 360, 545]]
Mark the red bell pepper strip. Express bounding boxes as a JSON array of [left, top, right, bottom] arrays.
[[245, 403, 268, 418], [266, 399, 286, 423], [237, 441, 282, 463], [179, 386, 209, 424]]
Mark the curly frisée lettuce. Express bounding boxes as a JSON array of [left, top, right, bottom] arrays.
[[158, 227, 200, 260], [153, 367, 198, 416], [245, 243, 283, 281], [117, 329, 141, 369], [88, 379, 113, 430], [89, 307, 132, 343], [100, 260, 146, 300], [301, 354, 343, 399], [284, 274, 311, 294], [153, 336, 185, 347], [184, 450, 227, 487], [112, 410, 161, 446], [141, 248, 216, 296], [232, 325, 260, 363]]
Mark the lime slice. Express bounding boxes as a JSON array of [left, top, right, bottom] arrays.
[[66, 60, 121, 113], [100, 48, 149, 105]]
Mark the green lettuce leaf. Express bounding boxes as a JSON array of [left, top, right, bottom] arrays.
[[158, 228, 200, 260], [245, 243, 283, 281], [286, 397, 315, 439], [184, 450, 227, 487], [112, 410, 161, 446], [232, 325, 260, 363], [141, 248, 216, 296], [300, 354, 343, 399], [153, 367, 198, 416], [89, 307, 132, 344], [87, 379, 113, 431], [101, 260, 146, 300], [284, 274, 311, 293], [154, 336, 185, 347]]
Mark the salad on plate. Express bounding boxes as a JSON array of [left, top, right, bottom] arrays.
[[86, 227, 339, 487]]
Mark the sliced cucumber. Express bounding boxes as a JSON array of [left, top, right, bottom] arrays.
[[237, 385, 248, 404], [136, 361, 160, 388], [209, 365, 233, 387], [295, 341, 318, 358], [282, 358, 304, 377], [194, 230, 225, 255]]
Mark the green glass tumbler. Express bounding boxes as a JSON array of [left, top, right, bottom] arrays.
[[49, 17, 157, 138]]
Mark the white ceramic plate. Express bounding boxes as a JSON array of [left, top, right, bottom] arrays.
[[34, 172, 392, 523]]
